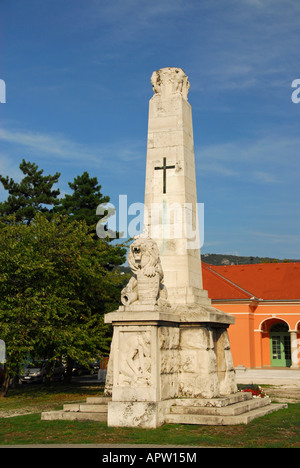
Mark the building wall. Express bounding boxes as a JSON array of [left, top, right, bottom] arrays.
[[212, 301, 300, 368]]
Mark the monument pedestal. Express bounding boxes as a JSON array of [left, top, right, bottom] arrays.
[[104, 303, 237, 428]]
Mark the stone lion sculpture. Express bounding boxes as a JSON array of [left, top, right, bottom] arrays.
[[121, 236, 168, 306]]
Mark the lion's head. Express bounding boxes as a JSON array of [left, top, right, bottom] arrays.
[[127, 236, 162, 278]]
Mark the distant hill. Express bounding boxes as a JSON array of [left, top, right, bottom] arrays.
[[118, 254, 299, 272], [201, 253, 300, 266]]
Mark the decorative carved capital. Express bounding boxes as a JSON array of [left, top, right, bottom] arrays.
[[151, 67, 190, 100]]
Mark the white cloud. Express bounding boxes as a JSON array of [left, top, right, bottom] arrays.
[[0, 127, 145, 173], [70, 0, 189, 45], [251, 231, 300, 245], [188, 0, 300, 95], [253, 171, 279, 184], [0, 128, 93, 161], [196, 131, 299, 182]]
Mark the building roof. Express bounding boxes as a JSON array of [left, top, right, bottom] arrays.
[[202, 262, 300, 301]]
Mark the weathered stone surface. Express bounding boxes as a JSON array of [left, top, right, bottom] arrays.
[[41, 411, 107, 422], [104, 303, 239, 420], [165, 402, 288, 426], [107, 400, 175, 428], [151, 67, 190, 100]]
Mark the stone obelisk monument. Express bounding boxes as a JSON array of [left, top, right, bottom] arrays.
[[41, 68, 286, 426], [104, 68, 237, 428], [144, 67, 206, 305]]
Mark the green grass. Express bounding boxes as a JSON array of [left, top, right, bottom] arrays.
[[0, 381, 104, 413], [0, 383, 299, 448]]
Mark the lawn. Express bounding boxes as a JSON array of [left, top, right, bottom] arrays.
[[0, 382, 299, 448]]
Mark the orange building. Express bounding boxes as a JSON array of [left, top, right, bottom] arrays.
[[202, 262, 300, 369]]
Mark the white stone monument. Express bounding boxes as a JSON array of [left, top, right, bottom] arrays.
[[41, 68, 287, 426], [104, 67, 238, 428], [145, 67, 204, 305]]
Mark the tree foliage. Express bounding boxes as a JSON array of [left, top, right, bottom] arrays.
[[0, 214, 126, 396], [54, 171, 110, 231], [0, 160, 60, 224], [0, 159, 128, 396]]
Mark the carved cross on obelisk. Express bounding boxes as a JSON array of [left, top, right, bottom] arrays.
[[154, 157, 175, 193]]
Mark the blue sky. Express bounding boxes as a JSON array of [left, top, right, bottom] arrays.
[[1, 0, 300, 259]]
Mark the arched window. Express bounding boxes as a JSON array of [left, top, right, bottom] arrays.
[[270, 323, 289, 333]]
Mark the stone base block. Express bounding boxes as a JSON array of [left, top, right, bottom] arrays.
[[107, 400, 173, 428]]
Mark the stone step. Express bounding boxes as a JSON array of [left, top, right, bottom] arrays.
[[165, 403, 287, 425], [86, 396, 111, 404], [41, 395, 110, 422], [63, 403, 108, 413], [170, 397, 271, 416], [41, 393, 287, 425], [172, 392, 252, 408], [41, 410, 107, 422], [80, 404, 108, 413], [63, 403, 81, 412]]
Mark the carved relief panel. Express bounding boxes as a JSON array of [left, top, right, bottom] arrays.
[[111, 325, 159, 404], [118, 330, 152, 387]]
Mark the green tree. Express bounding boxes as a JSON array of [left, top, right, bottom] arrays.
[[0, 160, 61, 224], [0, 214, 126, 396], [55, 171, 110, 233]]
